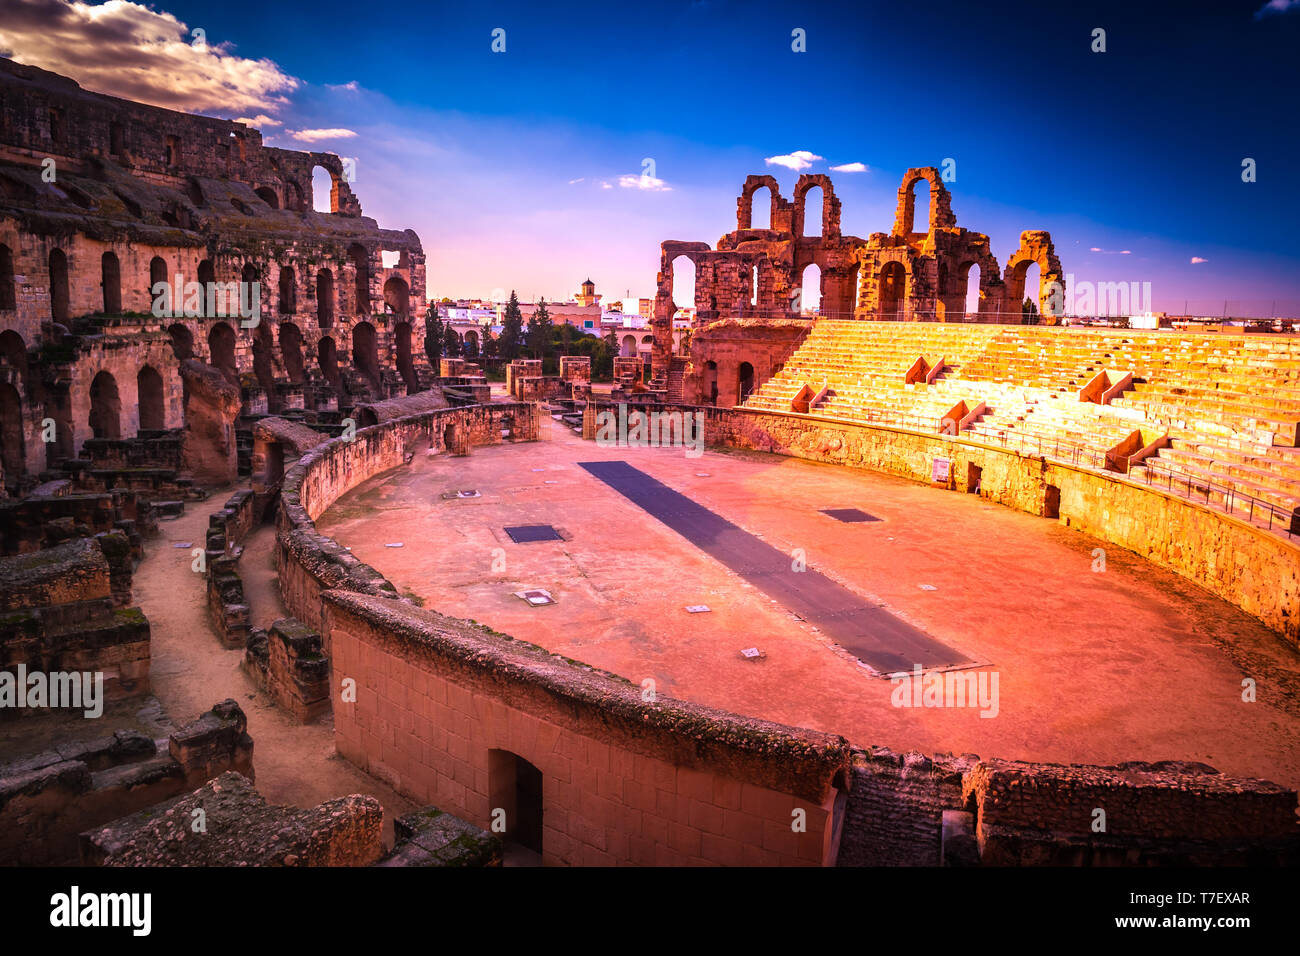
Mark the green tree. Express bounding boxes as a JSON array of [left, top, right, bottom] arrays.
[[443, 320, 460, 360], [526, 301, 553, 361], [481, 320, 497, 358], [499, 290, 524, 360], [424, 306, 445, 365], [1022, 296, 1040, 325]]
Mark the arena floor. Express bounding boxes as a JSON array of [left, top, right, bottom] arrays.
[[316, 422, 1300, 790]]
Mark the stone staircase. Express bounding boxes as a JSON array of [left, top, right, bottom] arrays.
[[741, 320, 1300, 526]]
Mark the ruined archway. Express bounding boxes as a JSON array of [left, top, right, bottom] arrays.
[[254, 186, 279, 209], [1003, 231, 1064, 324], [316, 268, 335, 330], [168, 323, 193, 361], [279, 322, 304, 384], [88, 370, 121, 439], [137, 365, 164, 432], [879, 261, 907, 319], [738, 361, 755, 402], [101, 251, 122, 313], [350, 243, 370, 315], [252, 322, 274, 392], [892, 168, 955, 238], [318, 335, 340, 386], [208, 322, 237, 383], [670, 255, 696, 315], [0, 243, 15, 310], [0, 329, 27, 388], [800, 263, 822, 315], [197, 259, 215, 317], [383, 275, 409, 318], [962, 262, 982, 320], [279, 264, 297, 315], [352, 320, 380, 391], [738, 175, 781, 231], [49, 247, 69, 323], [395, 321, 416, 389], [311, 166, 334, 213], [0, 383, 23, 492]]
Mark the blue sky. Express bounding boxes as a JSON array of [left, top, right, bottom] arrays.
[[3, 0, 1298, 312]]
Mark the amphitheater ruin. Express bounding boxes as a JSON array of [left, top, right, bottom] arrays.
[[1, 55, 1298, 868]]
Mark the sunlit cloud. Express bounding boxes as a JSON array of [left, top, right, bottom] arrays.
[[1191, 256, 1209, 264], [327, 80, 360, 92], [288, 128, 358, 143], [765, 150, 822, 171], [0, 0, 299, 113], [618, 173, 671, 192], [830, 162, 867, 173], [235, 114, 281, 128]]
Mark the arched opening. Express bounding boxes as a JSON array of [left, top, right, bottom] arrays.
[[352, 320, 380, 391], [669, 255, 696, 315], [137, 365, 164, 432], [395, 321, 415, 389], [382, 275, 408, 318], [311, 166, 334, 213], [207, 322, 237, 383], [197, 259, 215, 317], [1016, 261, 1042, 322], [879, 261, 906, 319], [167, 323, 193, 360], [100, 251, 121, 313], [800, 263, 822, 315], [286, 180, 306, 213], [0, 243, 16, 310], [48, 248, 69, 324], [489, 750, 544, 858], [463, 328, 479, 358], [88, 371, 121, 439], [350, 243, 370, 314], [0, 383, 23, 492], [802, 185, 823, 237], [704, 360, 719, 405], [241, 262, 261, 324], [279, 322, 304, 384], [963, 262, 982, 320], [910, 178, 931, 234], [318, 335, 340, 386], [0, 330, 28, 388], [254, 186, 279, 209], [620, 333, 637, 357], [315, 268, 334, 329], [749, 186, 771, 230], [149, 256, 168, 312], [738, 361, 755, 403], [252, 322, 274, 392], [278, 264, 296, 315]]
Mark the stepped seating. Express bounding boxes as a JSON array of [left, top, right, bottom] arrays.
[[739, 320, 1300, 531]]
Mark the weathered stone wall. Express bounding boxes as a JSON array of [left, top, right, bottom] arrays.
[[0, 699, 253, 865], [276, 403, 539, 639], [325, 590, 847, 866]]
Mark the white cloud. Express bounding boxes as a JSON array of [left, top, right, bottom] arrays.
[[235, 114, 281, 128], [1089, 246, 1103, 252], [765, 150, 823, 171], [1191, 256, 1209, 264], [1255, 0, 1299, 18], [829, 162, 867, 173], [568, 177, 585, 185], [287, 128, 358, 143], [0, 0, 299, 113], [618, 173, 671, 192], [327, 80, 360, 92]]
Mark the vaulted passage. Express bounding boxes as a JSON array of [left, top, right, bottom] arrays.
[[577, 460, 971, 673]]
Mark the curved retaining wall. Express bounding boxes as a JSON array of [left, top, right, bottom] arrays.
[[276, 400, 1299, 866], [584, 402, 1300, 648]]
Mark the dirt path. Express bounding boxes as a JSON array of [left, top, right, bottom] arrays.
[[133, 485, 414, 844]]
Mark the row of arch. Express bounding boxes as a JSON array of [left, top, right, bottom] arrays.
[[0, 242, 410, 327], [175, 317, 418, 394]]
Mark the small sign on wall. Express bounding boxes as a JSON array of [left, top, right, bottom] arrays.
[[932, 457, 951, 485]]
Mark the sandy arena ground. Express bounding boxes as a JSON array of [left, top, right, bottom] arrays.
[[316, 421, 1300, 790]]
